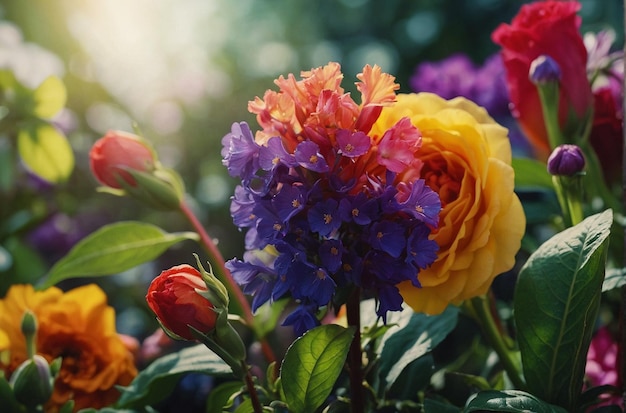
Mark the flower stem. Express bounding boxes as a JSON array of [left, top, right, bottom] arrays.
[[346, 287, 364, 413], [467, 294, 526, 390], [179, 200, 277, 364], [242, 361, 264, 413]]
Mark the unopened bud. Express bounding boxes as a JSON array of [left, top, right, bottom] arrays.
[[10, 355, 54, 407], [529, 55, 562, 85], [547, 144, 586, 176], [20, 311, 37, 358]]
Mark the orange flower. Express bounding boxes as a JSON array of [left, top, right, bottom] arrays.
[[0, 284, 137, 412], [371, 93, 526, 314], [248, 62, 398, 148]]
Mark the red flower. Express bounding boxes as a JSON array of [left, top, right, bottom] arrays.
[[589, 87, 623, 185], [89, 130, 155, 188], [492, 0, 593, 159], [146, 265, 218, 340]]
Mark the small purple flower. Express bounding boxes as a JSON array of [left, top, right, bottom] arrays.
[[319, 239, 344, 273], [282, 305, 320, 337], [272, 184, 306, 222], [368, 221, 406, 258], [376, 285, 404, 321], [230, 185, 257, 228], [547, 144, 585, 176], [338, 193, 378, 226], [298, 267, 337, 306], [294, 140, 330, 173], [406, 224, 439, 271], [259, 137, 297, 170], [336, 129, 371, 157], [221, 122, 260, 178], [225, 253, 276, 312], [397, 179, 441, 227], [529, 55, 562, 85], [308, 198, 341, 237]]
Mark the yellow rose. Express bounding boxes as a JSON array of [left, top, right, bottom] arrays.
[[0, 284, 137, 412], [371, 93, 526, 314]]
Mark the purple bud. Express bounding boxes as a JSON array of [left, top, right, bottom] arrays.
[[529, 55, 562, 85], [547, 144, 585, 176]]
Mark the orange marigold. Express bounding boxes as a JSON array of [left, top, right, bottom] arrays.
[[0, 284, 137, 412]]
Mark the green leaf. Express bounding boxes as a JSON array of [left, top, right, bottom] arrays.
[[252, 297, 289, 338], [0, 372, 24, 413], [0, 237, 46, 297], [41, 221, 198, 288], [17, 121, 74, 183], [205, 381, 243, 412], [281, 324, 355, 413], [32, 76, 66, 119], [514, 209, 612, 410], [378, 305, 458, 392], [512, 157, 553, 189], [603, 267, 626, 291], [424, 398, 461, 413], [463, 390, 569, 412], [117, 344, 232, 408]]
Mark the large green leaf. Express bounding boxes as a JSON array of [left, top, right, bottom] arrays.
[[32, 75, 66, 119], [41, 221, 198, 288], [281, 324, 355, 413], [116, 344, 232, 408], [514, 209, 612, 411], [17, 121, 74, 183], [463, 390, 568, 412], [378, 305, 458, 392]]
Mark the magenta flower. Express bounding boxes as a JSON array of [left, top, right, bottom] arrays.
[[585, 327, 623, 408]]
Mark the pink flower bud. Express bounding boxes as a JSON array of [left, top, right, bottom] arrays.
[[89, 131, 155, 189], [146, 265, 218, 340]]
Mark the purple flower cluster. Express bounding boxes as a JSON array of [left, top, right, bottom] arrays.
[[222, 122, 441, 336], [411, 53, 531, 156], [411, 53, 510, 117]]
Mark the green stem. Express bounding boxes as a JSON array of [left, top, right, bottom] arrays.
[[467, 294, 526, 390], [537, 83, 564, 150], [179, 200, 277, 365]]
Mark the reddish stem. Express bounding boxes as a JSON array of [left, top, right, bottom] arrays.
[[243, 361, 264, 413], [179, 200, 277, 364], [346, 287, 364, 413]]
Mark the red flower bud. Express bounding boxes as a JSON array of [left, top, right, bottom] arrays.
[[146, 265, 218, 340], [89, 131, 155, 189]]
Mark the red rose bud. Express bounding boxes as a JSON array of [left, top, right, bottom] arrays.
[[90, 130, 184, 210], [547, 144, 585, 176], [90, 130, 156, 189], [146, 264, 219, 340], [529, 55, 562, 85]]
